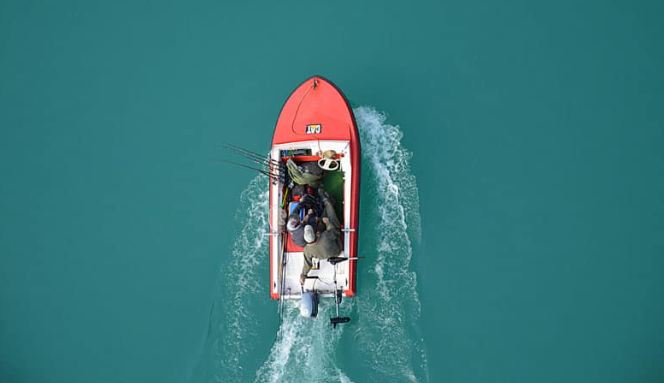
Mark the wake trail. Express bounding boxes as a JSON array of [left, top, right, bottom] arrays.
[[353, 106, 429, 383], [255, 301, 354, 383], [207, 176, 270, 383], [199, 106, 428, 383]]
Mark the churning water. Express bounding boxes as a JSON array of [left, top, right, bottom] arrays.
[[198, 107, 428, 383]]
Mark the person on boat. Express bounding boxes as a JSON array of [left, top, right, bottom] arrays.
[[286, 158, 324, 187], [287, 206, 318, 247], [299, 187, 342, 284]]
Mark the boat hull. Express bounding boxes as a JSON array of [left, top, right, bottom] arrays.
[[269, 76, 360, 300]]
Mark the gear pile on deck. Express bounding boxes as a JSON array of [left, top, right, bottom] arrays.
[[222, 77, 360, 329]]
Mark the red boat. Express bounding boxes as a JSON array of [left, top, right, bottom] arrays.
[[268, 76, 360, 321]]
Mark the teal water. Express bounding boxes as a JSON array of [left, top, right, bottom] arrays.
[[1, 1, 663, 383]]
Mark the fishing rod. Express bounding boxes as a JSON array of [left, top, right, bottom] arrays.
[[278, 182, 289, 323], [223, 142, 276, 161], [222, 144, 288, 185], [278, 241, 287, 323], [218, 159, 284, 182], [232, 150, 278, 171], [222, 143, 280, 166], [222, 144, 284, 179], [228, 148, 278, 168]]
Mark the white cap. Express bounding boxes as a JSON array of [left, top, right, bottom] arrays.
[[304, 225, 316, 243], [286, 218, 298, 232]]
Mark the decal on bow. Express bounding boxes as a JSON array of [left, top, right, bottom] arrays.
[[305, 124, 321, 134]]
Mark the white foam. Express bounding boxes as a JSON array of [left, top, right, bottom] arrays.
[[213, 176, 269, 383], [255, 301, 354, 383], [353, 106, 429, 382], [208, 107, 429, 383]]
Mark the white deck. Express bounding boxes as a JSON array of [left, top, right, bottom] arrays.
[[270, 140, 354, 299], [281, 251, 350, 299]]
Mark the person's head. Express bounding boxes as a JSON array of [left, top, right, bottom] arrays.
[[287, 216, 299, 231], [304, 225, 316, 243]]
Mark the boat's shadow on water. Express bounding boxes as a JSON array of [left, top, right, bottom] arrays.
[[193, 107, 428, 383]]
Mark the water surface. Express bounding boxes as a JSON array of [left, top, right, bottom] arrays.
[[1, 1, 663, 382]]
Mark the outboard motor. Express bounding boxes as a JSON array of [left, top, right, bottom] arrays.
[[300, 291, 319, 318]]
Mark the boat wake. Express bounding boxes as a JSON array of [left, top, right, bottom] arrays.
[[194, 176, 271, 383], [255, 301, 354, 383], [195, 107, 428, 383], [352, 106, 428, 382]]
